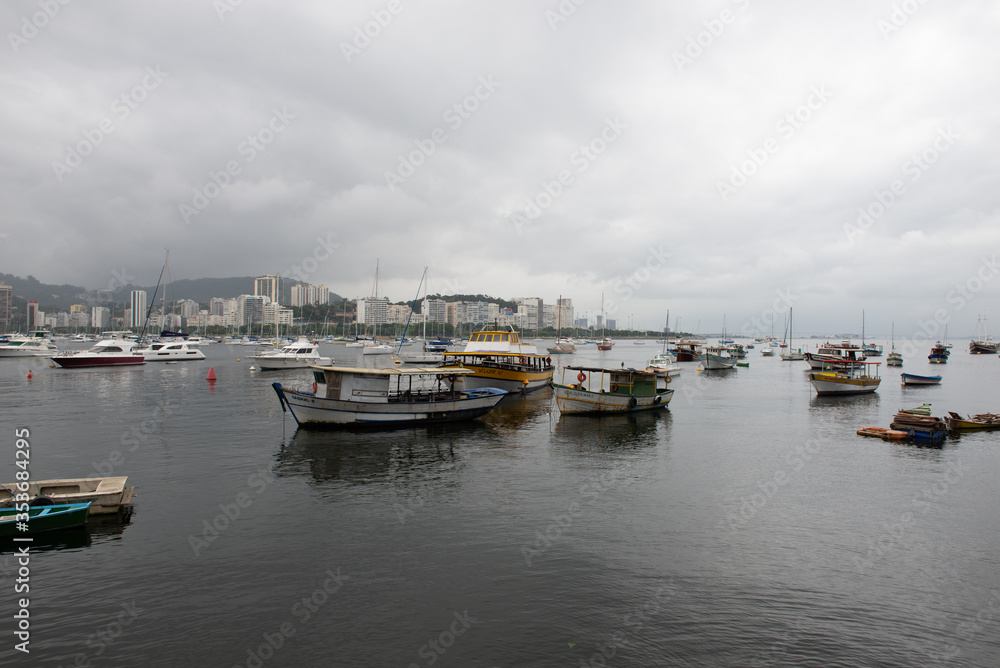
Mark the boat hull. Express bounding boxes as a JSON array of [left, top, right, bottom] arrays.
[[901, 373, 941, 385], [0, 502, 91, 536], [699, 353, 736, 370], [458, 370, 553, 393], [808, 372, 881, 395], [53, 356, 145, 368], [274, 384, 507, 427], [253, 356, 333, 370], [0, 349, 58, 358], [0, 477, 134, 516], [553, 384, 673, 415]]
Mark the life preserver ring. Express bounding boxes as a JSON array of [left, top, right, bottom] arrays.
[[312, 381, 318, 393], [546, 357, 551, 365], [519, 356, 527, 365], [628, 396, 638, 408], [577, 372, 586, 383], [610, 383, 618, 392]]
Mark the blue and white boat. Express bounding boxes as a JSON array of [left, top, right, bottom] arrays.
[[271, 366, 506, 427], [901, 373, 942, 386]]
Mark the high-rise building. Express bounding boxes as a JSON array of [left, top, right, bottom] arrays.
[[70, 304, 87, 314], [290, 283, 331, 307], [237, 295, 267, 327], [357, 297, 388, 325], [177, 299, 200, 318], [387, 303, 412, 324], [92, 306, 111, 329], [0, 284, 11, 329], [27, 301, 39, 329], [264, 303, 294, 326], [254, 275, 283, 305], [421, 298, 447, 324], [514, 297, 543, 329], [130, 290, 147, 329]]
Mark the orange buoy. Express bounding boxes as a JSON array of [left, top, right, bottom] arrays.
[[206, 367, 217, 382], [26, 370, 33, 379]]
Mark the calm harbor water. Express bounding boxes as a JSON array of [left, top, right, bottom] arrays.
[[2, 339, 1000, 667]]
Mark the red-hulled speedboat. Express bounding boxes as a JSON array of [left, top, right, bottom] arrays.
[[52, 339, 146, 368]]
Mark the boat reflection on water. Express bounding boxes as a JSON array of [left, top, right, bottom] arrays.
[[550, 408, 670, 452], [0, 514, 132, 554], [276, 420, 498, 485], [480, 387, 554, 432]]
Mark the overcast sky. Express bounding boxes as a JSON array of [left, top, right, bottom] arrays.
[[2, 1, 998, 337]]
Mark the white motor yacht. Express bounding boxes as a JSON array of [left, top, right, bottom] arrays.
[[0, 331, 59, 358], [138, 340, 207, 362], [250, 337, 332, 369]]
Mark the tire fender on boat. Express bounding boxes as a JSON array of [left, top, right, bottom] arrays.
[[628, 396, 638, 409], [29, 496, 55, 507]]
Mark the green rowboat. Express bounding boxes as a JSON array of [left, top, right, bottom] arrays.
[[0, 502, 92, 537]]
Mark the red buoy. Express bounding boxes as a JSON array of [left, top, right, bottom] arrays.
[[206, 367, 217, 382]]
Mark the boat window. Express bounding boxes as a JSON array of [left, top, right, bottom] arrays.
[[501, 334, 509, 342]]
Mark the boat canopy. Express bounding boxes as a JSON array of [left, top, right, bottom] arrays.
[[308, 365, 475, 376]]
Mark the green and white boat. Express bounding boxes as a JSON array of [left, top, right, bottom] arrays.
[[552, 365, 674, 415]]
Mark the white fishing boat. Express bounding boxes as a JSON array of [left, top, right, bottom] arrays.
[[0, 476, 135, 516], [138, 340, 207, 361], [0, 330, 59, 358], [552, 365, 674, 415], [804, 340, 867, 369], [250, 337, 332, 369], [886, 323, 903, 366], [645, 352, 681, 375], [808, 361, 881, 395], [760, 344, 775, 357], [271, 366, 507, 427], [699, 345, 737, 370]]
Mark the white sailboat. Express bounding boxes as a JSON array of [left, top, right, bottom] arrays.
[[780, 308, 805, 361]]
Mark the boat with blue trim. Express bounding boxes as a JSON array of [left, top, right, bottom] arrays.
[[271, 366, 506, 427]]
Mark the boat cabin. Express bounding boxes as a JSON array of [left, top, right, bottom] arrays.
[[310, 366, 475, 403], [561, 366, 666, 396]]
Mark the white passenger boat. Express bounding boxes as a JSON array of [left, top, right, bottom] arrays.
[[271, 366, 507, 427], [552, 365, 674, 415], [138, 340, 207, 361], [0, 330, 59, 358], [250, 337, 332, 369]]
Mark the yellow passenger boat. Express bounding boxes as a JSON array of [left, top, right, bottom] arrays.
[[440, 326, 554, 393]]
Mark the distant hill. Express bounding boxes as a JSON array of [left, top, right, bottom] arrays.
[[0, 273, 91, 309]]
